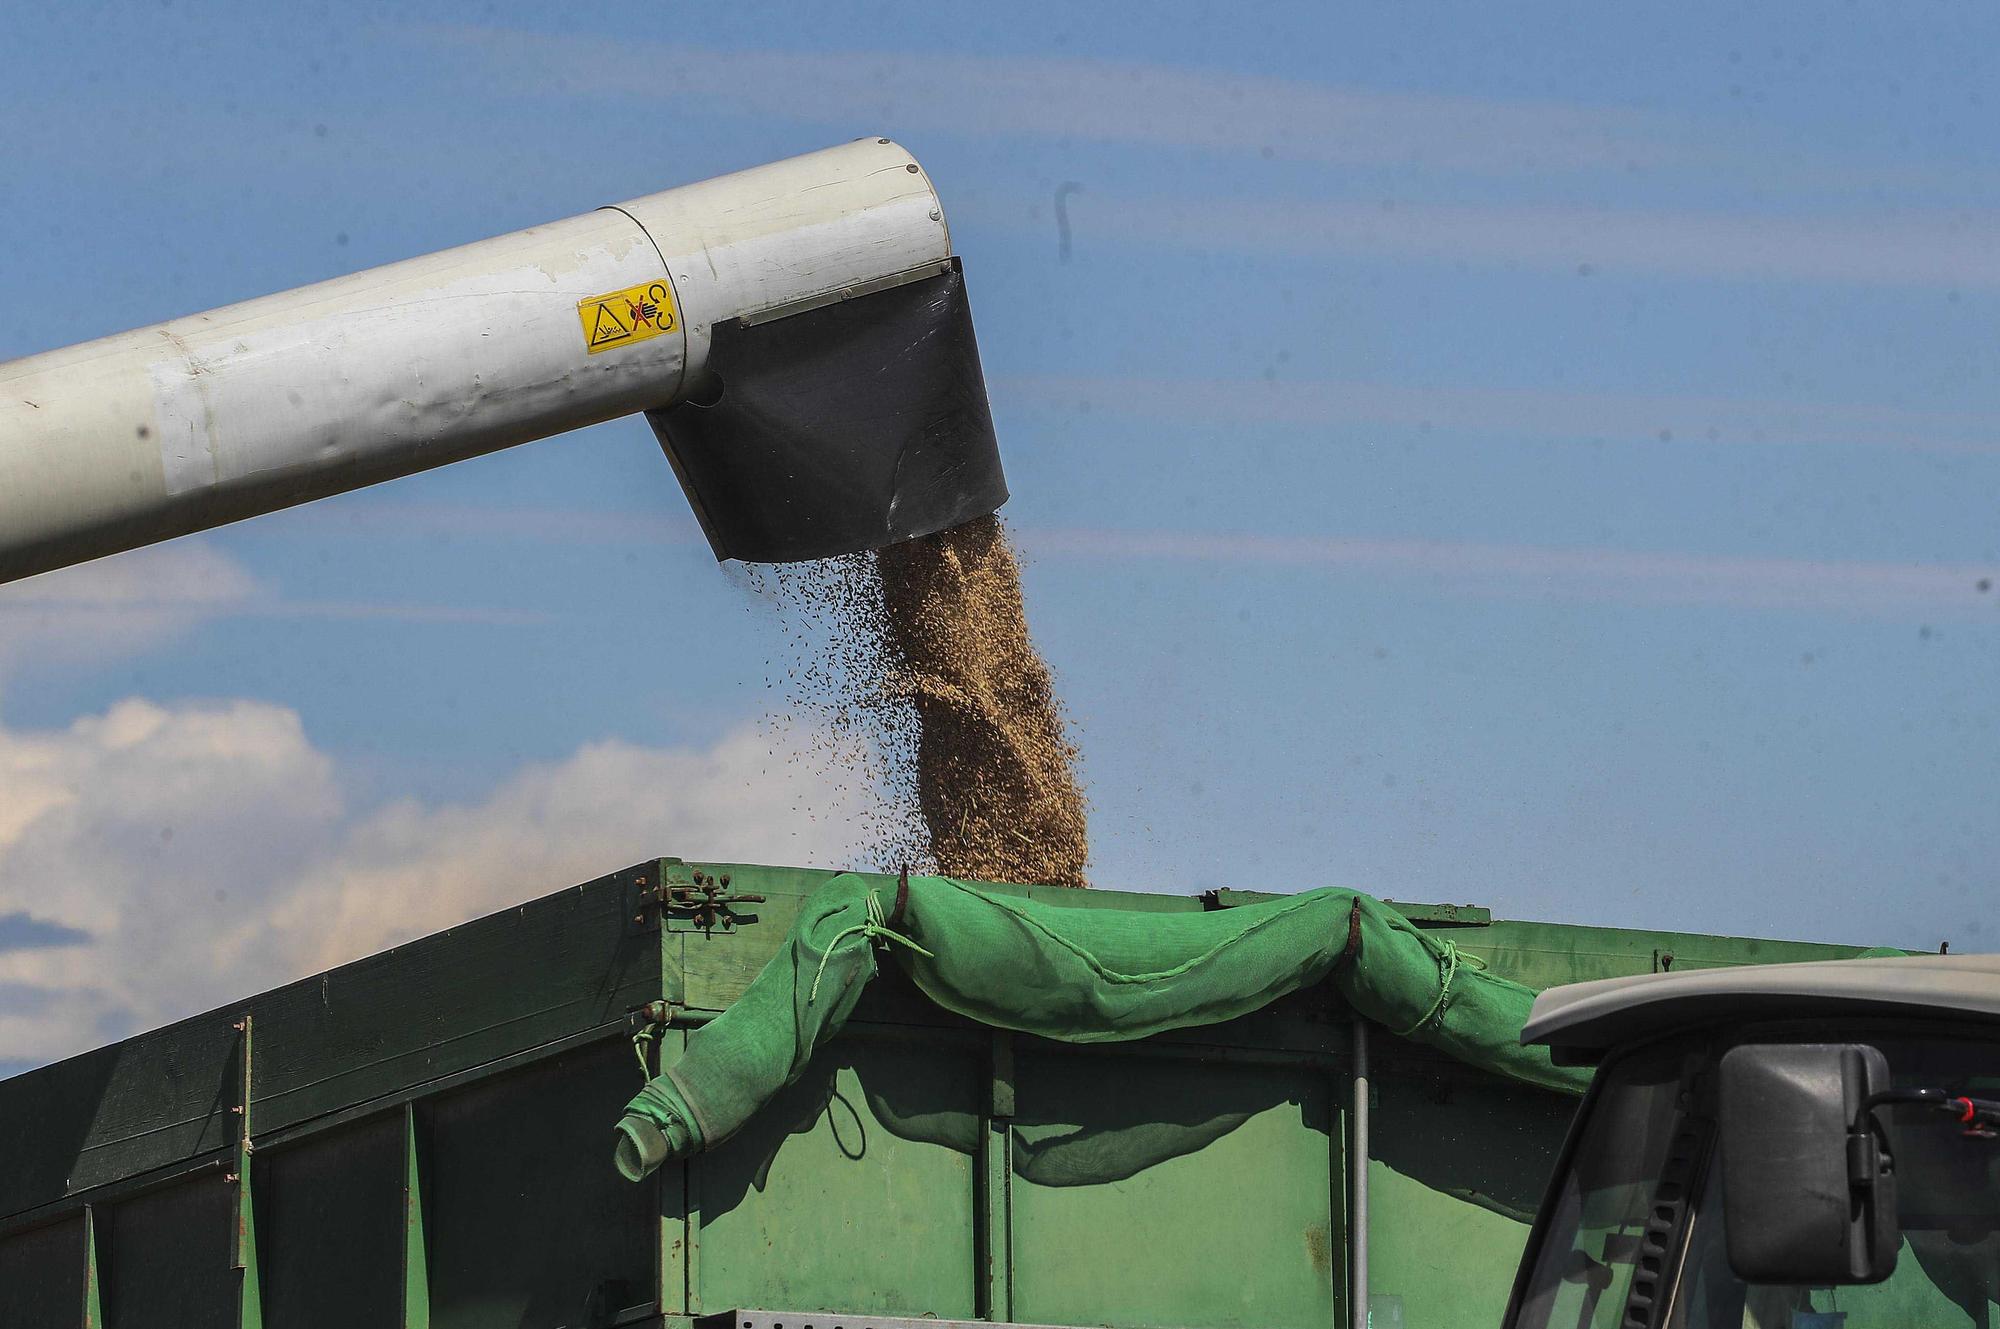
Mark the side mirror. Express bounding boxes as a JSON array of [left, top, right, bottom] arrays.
[[1719, 1043, 1898, 1284]]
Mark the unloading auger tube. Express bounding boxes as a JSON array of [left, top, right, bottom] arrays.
[[0, 138, 1008, 585]]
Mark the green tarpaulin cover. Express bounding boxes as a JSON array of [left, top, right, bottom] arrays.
[[615, 874, 1590, 1181]]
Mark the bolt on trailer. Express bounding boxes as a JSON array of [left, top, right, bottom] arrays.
[[0, 860, 1884, 1329]]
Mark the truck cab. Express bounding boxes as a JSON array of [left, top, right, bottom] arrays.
[[1506, 955, 2000, 1329]]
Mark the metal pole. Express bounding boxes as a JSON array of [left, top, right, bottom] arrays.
[[1350, 1017, 1370, 1329]]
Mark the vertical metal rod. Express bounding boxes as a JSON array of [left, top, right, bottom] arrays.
[[233, 1013, 262, 1329], [656, 1026, 690, 1316], [978, 1030, 1017, 1321], [1350, 1018, 1370, 1329], [82, 1203, 103, 1329], [655, 869, 695, 1318], [685, 1130, 703, 1315], [402, 1101, 430, 1329]]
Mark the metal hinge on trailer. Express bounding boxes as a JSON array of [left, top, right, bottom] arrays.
[[632, 864, 766, 933], [704, 1315, 1170, 1329]]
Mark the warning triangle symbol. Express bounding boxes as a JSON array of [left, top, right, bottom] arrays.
[[590, 301, 633, 347]]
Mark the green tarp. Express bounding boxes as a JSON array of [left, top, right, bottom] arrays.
[[615, 874, 1590, 1181]]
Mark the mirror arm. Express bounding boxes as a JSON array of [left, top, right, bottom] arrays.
[[1853, 1088, 2000, 1141]]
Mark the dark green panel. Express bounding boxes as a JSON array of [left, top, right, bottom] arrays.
[[1370, 1059, 1575, 1225], [1010, 1053, 1335, 1329], [696, 1034, 980, 1318], [0, 1215, 85, 1329], [0, 1026, 239, 1218], [423, 1038, 653, 1329], [254, 1113, 403, 1329], [251, 865, 660, 1133], [102, 1176, 234, 1329], [1367, 1069, 1577, 1329], [0, 865, 664, 1223], [681, 893, 807, 1014], [1464, 920, 1874, 990]]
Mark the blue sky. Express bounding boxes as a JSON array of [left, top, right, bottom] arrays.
[[2, 0, 1998, 1062]]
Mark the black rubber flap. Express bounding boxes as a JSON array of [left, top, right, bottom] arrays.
[[649, 262, 1009, 562]]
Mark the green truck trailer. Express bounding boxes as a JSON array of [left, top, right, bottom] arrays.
[[0, 860, 1883, 1329]]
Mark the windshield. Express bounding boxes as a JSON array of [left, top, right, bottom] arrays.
[[1517, 1031, 2000, 1329], [1514, 1037, 1705, 1329]]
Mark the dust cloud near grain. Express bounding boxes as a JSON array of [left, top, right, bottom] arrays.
[[750, 515, 1089, 887]]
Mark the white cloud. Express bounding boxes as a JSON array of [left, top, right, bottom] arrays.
[[406, 24, 1999, 289], [0, 700, 877, 1067], [0, 539, 883, 1069], [1019, 527, 2000, 619], [240, 726, 880, 979], [0, 698, 338, 1062], [999, 374, 2000, 457], [1022, 191, 2000, 290], [0, 539, 553, 684], [0, 542, 260, 679], [409, 24, 1694, 176]]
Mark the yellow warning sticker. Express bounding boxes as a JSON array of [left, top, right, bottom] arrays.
[[578, 279, 678, 354]]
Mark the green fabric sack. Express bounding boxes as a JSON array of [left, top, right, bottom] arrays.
[[614, 874, 1589, 1181]]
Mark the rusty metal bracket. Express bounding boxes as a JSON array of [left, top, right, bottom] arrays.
[[638, 868, 766, 934]]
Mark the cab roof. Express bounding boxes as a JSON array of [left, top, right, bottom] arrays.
[[1522, 953, 2000, 1059]]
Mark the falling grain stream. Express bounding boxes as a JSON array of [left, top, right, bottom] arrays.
[[764, 515, 1089, 888]]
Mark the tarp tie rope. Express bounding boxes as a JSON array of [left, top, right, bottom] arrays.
[[632, 1022, 662, 1081], [1395, 937, 1487, 1037], [808, 890, 936, 1003]]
